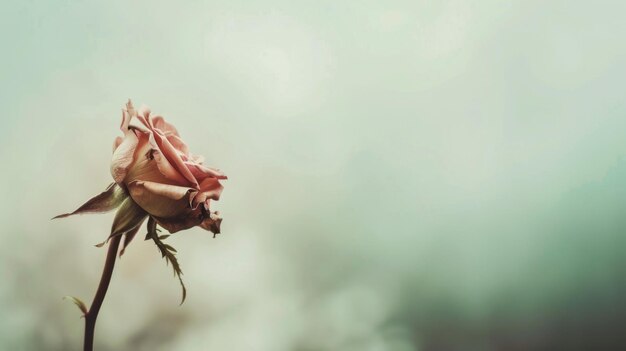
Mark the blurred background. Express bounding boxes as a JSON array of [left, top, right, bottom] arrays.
[[1, 1, 626, 350]]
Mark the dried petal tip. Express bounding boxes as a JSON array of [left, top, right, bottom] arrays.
[[126, 99, 135, 115], [201, 211, 222, 237]]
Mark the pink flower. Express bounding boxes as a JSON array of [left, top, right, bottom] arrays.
[[55, 100, 226, 307], [111, 100, 226, 234], [55, 100, 226, 252]]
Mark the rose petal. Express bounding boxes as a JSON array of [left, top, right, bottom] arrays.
[[128, 118, 151, 133], [167, 134, 189, 156], [153, 213, 203, 234], [110, 129, 139, 183], [127, 180, 196, 218], [152, 149, 189, 184], [120, 109, 131, 131], [126, 99, 136, 117], [112, 136, 123, 153], [138, 105, 151, 120], [151, 131, 198, 187], [126, 134, 188, 185], [192, 178, 223, 207], [151, 115, 180, 136], [199, 211, 222, 235], [134, 114, 152, 130], [186, 162, 227, 180], [146, 135, 189, 184]]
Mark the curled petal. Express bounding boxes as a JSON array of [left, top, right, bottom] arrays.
[[112, 136, 123, 153], [126, 134, 188, 185], [128, 119, 151, 133], [138, 105, 151, 120], [120, 109, 131, 131], [167, 134, 189, 156], [151, 115, 180, 136], [186, 162, 227, 181], [136, 115, 153, 133], [126, 99, 136, 118], [110, 130, 139, 183], [200, 178, 224, 200], [200, 211, 222, 236], [153, 213, 203, 234], [194, 178, 224, 205], [127, 180, 196, 218], [151, 131, 198, 187], [154, 207, 221, 235], [53, 183, 127, 219], [151, 148, 189, 185]]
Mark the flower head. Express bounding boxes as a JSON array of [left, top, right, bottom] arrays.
[[111, 100, 226, 234]]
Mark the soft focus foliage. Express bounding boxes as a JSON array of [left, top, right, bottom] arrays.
[[2, 1, 626, 350]]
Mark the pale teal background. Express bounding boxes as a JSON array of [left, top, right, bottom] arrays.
[[1, 1, 626, 350]]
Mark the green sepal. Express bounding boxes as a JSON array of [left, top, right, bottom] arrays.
[[53, 183, 127, 219]]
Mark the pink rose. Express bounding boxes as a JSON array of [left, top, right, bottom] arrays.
[[55, 100, 226, 251], [55, 100, 226, 316], [111, 100, 226, 234]]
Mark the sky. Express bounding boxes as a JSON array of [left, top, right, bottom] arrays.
[[1, 1, 626, 350]]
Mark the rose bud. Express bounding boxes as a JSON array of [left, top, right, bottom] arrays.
[[54, 99, 226, 308], [111, 100, 227, 235], [55, 100, 227, 252]]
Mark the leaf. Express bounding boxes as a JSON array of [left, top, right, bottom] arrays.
[[53, 183, 127, 219], [178, 276, 187, 303], [63, 296, 88, 316], [146, 217, 187, 304], [120, 217, 147, 257]]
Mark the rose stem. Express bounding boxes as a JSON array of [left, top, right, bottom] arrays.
[[83, 235, 121, 351]]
